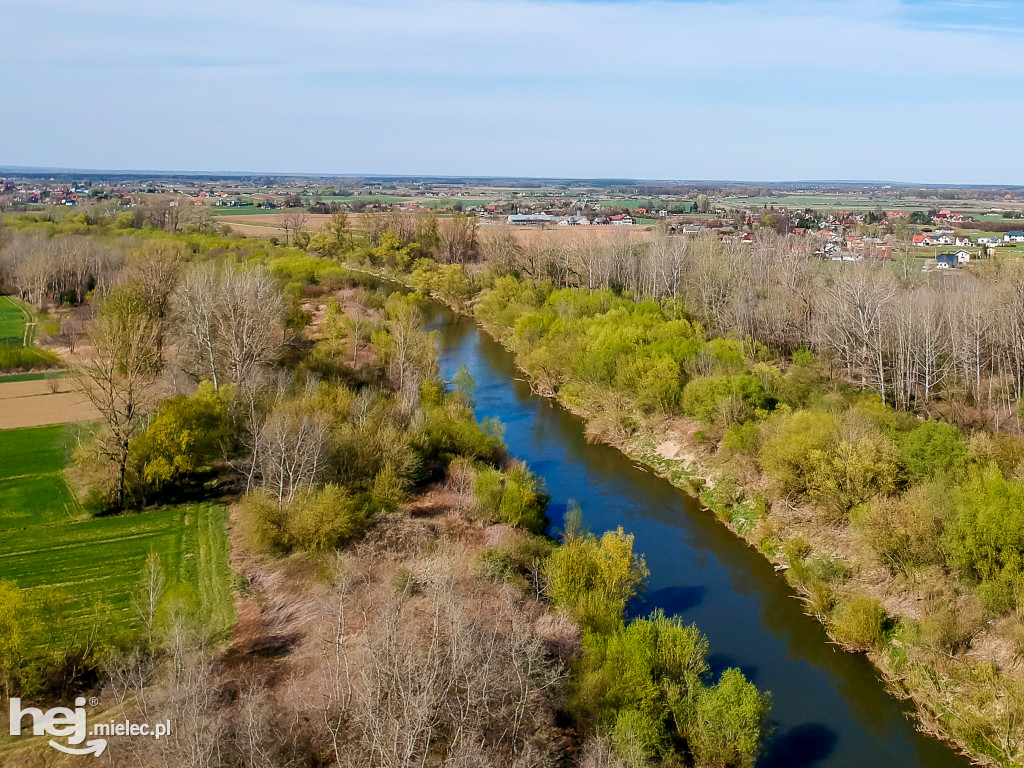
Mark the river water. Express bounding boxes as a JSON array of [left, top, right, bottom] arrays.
[[426, 306, 971, 768]]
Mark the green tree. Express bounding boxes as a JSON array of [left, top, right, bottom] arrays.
[[673, 668, 772, 768], [130, 381, 228, 499]]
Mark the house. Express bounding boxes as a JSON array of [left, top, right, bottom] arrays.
[[681, 224, 704, 235], [954, 235, 973, 247], [978, 236, 1001, 246], [953, 249, 972, 264], [913, 235, 928, 246], [1005, 230, 1024, 243], [608, 214, 634, 226], [936, 253, 958, 269]]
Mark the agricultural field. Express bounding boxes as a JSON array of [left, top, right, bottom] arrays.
[[0, 424, 235, 641], [0, 294, 31, 347]]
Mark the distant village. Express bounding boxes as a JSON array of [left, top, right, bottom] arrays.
[[3, 175, 1024, 272]]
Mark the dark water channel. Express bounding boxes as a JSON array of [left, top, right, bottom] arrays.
[[425, 305, 971, 768]]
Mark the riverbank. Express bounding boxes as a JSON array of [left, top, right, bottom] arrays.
[[352, 263, 1013, 767]]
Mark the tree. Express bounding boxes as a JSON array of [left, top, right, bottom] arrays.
[[172, 265, 285, 389], [129, 381, 228, 498], [131, 552, 166, 648], [281, 209, 308, 247], [675, 668, 772, 768], [74, 292, 160, 510]]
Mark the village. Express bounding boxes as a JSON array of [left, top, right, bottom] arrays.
[[4, 173, 1024, 272]]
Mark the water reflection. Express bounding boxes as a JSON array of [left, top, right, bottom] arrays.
[[425, 307, 969, 768]]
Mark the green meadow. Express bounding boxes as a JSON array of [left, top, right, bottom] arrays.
[[0, 425, 235, 640], [0, 295, 31, 347]]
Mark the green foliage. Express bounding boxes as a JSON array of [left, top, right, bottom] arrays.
[[414, 399, 505, 466], [856, 483, 947, 576], [682, 375, 771, 424], [672, 667, 772, 768], [720, 420, 761, 457], [899, 420, 967, 483], [570, 610, 769, 768], [268, 253, 349, 286], [474, 460, 549, 534], [0, 295, 30, 347], [831, 596, 888, 649], [0, 580, 35, 697], [0, 345, 61, 371], [244, 485, 370, 554], [945, 465, 1024, 594], [547, 527, 648, 633], [805, 430, 903, 520], [129, 381, 228, 498], [759, 411, 837, 496]]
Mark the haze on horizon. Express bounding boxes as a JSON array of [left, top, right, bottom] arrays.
[[2, 0, 1023, 186]]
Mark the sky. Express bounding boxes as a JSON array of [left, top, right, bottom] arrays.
[[1, 0, 1023, 184]]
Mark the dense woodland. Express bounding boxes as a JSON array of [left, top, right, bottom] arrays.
[[0, 211, 771, 768]]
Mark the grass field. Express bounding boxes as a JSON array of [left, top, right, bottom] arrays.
[[0, 295, 31, 347], [0, 425, 235, 640]]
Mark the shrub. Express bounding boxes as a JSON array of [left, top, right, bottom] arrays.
[[473, 460, 549, 534], [0, 346, 60, 371], [831, 596, 887, 649], [547, 527, 648, 633], [759, 411, 836, 496], [681, 375, 770, 424], [856, 484, 947, 576], [610, 709, 664, 768], [899, 420, 967, 483], [945, 466, 1024, 584], [673, 668, 771, 768], [243, 486, 370, 554]]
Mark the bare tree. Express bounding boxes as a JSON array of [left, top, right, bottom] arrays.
[[74, 303, 160, 509]]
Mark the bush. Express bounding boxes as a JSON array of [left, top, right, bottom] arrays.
[[681, 375, 770, 424], [0, 346, 60, 371], [547, 527, 648, 633], [759, 411, 836, 496], [831, 596, 887, 649], [945, 465, 1024, 583], [473, 460, 549, 534], [899, 420, 967, 483], [610, 709, 664, 768], [244, 486, 370, 553], [856, 484, 947, 576], [674, 667, 771, 768]]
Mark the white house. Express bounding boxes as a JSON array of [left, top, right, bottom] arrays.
[[1005, 230, 1024, 243], [953, 248, 972, 264]]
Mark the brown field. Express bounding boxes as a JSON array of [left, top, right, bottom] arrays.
[[219, 212, 657, 248], [0, 378, 98, 429], [218, 213, 335, 238]]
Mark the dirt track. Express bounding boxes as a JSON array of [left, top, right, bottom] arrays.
[[0, 378, 98, 429]]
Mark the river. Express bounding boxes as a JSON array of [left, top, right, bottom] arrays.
[[426, 306, 972, 768]]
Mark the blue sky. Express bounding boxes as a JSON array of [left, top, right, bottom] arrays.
[[1, 0, 1022, 183]]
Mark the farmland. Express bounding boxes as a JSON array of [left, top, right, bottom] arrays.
[[0, 377, 98, 429], [0, 424, 235, 641], [0, 295, 31, 347]]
